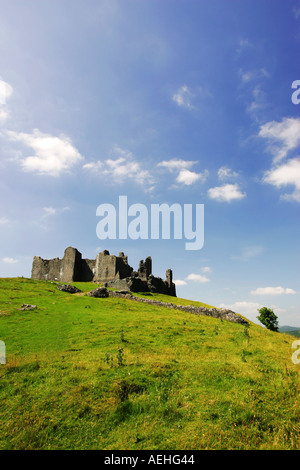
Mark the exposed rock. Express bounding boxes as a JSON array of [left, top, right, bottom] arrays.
[[115, 290, 133, 296], [87, 287, 109, 298], [57, 284, 82, 294], [18, 304, 37, 311]]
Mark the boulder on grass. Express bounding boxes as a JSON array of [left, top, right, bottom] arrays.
[[87, 287, 109, 298], [57, 284, 82, 294], [18, 304, 37, 311]]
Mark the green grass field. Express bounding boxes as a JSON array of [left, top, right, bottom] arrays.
[[0, 277, 299, 450]]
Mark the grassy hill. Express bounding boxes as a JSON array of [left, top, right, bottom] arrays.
[[0, 277, 299, 450]]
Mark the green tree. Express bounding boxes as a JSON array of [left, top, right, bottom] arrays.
[[257, 307, 279, 332]]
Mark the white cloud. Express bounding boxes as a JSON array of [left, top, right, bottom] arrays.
[[263, 157, 300, 202], [0, 79, 13, 105], [176, 168, 208, 186], [251, 286, 297, 296], [2, 257, 18, 264], [83, 145, 153, 188], [208, 183, 246, 202], [174, 279, 187, 286], [239, 68, 269, 84], [237, 67, 269, 121], [246, 85, 267, 118], [172, 85, 194, 109], [239, 70, 255, 83], [158, 158, 208, 187], [186, 273, 210, 283], [217, 166, 239, 180], [259, 117, 300, 163], [0, 79, 13, 124], [157, 159, 197, 172], [7, 129, 84, 176], [83, 161, 103, 171]]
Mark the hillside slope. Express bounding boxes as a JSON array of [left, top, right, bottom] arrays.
[[0, 278, 299, 450]]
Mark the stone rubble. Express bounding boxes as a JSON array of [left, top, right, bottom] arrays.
[[108, 290, 248, 324]]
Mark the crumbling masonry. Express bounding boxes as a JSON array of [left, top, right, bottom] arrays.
[[31, 247, 176, 296]]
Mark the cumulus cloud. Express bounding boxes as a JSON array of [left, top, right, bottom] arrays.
[[263, 157, 300, 202], [186, 273, 210, 283], [176, 168, 208, 186], [208, 183, 246, 202], [157, 159, 197, 172], [259, 117, 300, 163], [251, 286, 297, 296], [6, 129, 84, 176], [83, 145, 153, 189], [174, 279, 187, 286], [217, 166, 239, 180], [158, 158, 208, 187]]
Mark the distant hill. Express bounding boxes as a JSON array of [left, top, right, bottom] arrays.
[[279, 325, 300, 338]]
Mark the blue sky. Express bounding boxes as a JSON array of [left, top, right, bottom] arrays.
[[0, 0, 299, 326]]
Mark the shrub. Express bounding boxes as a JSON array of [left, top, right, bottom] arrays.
[[257, 307, 279, 332]]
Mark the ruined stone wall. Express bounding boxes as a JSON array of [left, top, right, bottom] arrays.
[[94, 250, 133, 282], [138, 257, 152, 279], [31, 247, 176, 296], [31, 247, 82, 282], [115, 253, 133, 279], [62, 247, 82, 282], [94, 251, 118, 282], [81, 259, 95, 282], [31, 256, 62, 281]]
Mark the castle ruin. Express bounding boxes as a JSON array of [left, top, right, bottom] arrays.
[[31, 247, 176, 296]]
